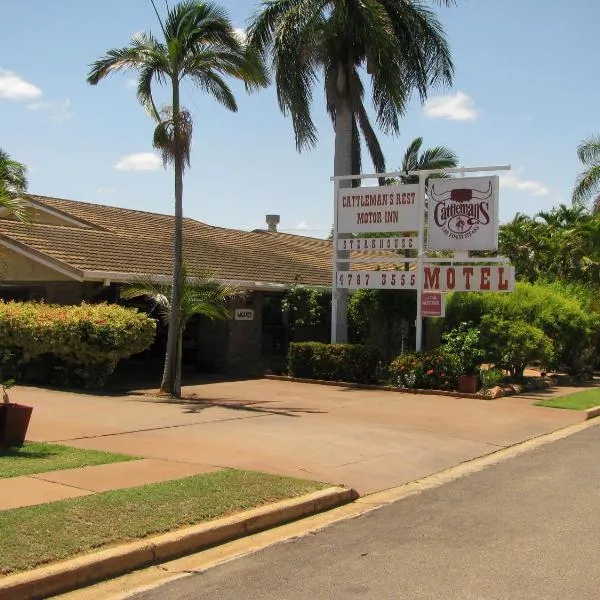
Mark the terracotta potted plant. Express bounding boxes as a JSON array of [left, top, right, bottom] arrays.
[[443, 324, 485, 394], [0, 356, 33, 449]]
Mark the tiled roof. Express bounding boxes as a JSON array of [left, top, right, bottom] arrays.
[[0, 195, 406, 288]]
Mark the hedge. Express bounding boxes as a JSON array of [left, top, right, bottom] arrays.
[[0, 301, 156, 388], [287, 342, 382, 384]]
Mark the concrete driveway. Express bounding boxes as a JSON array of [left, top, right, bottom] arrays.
[[17, 380, 583, 494]]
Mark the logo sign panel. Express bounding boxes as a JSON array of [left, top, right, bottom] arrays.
[[427, 176, 499, 251], [235, 309, 254, 321], [337, 184, 420, 234], [421, 292, 445, 317]]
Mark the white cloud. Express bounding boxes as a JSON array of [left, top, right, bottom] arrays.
[[296, 220, 308, 230], [29, 98, 74, 121], [0, 69, 42, 100], [115, 152, 162, 172], [126, 78, 137, 89], [96, 186, 117, 196], [424, 91, 479, 121], [500, 172, 549, 196]]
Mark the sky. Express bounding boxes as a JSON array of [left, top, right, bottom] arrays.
[[1, 1, 598, 238]]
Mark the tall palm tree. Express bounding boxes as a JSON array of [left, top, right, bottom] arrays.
[[121, 267, 238, 388], [87, 1, 268, 396], [573, 135, 600, 213], [247, 0, 456, 342], [0, 149, 30, 224]]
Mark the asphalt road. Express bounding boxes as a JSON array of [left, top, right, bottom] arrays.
[[133, 424, 600, 600]]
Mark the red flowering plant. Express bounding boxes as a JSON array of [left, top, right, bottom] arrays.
[[389, 349, 460, 390]]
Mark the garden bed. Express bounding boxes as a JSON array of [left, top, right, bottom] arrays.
[[264, 374, 557, 400]]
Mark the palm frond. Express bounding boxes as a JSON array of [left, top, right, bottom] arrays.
[[573, 164, 600, 207], [577, 135, 600, 165]]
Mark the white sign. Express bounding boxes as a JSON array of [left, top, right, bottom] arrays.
[[335, 265, 514, 292], [336, 270, 417, 290], [337, 185, 420, 234], [423, 265, 514, 292], [427, 176, 499, 251], [235, 309, 254, 321], [337, 236, 418, 251]]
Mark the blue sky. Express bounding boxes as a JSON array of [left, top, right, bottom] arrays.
[[1, 1, 597, 237]]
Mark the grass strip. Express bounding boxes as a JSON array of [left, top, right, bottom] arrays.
[[535, 389, 600, 411], [0, 442, 137, 479], [0, 469, 326, 574]]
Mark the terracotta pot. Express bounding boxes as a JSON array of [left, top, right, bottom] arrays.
[[0, 403, 33, 448], [457, 375, 480, 394]]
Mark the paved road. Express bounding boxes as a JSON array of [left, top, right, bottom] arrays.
[[133, 424, 600, 600]]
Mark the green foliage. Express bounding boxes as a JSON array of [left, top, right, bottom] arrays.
[[389, 349, 460, 391], [0, 302, 156, 388], [442, 323, 485, 375], [348, 289, 416, 360], [446, 282, 599, 374], [281, 286, 328, 330], [479, 367, 505, 389], [287, 342, 382, 384], [479, 317, 553, 379]]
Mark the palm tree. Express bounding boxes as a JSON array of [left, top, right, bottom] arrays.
[[87, 1, 268, 396], [247, 0, 456, 342], [397, 137, 458, 184], [121, 267, 239, 390], [573, 135, 600, 212], [0, 149, 30, 224]]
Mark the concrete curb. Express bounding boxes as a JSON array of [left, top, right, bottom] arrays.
[[264, 374, 483, 399], [584, 405, 600, 420], [0, 486, 356, 600]]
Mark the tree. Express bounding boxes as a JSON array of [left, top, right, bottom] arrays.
[[88, 1, 267, 396], [573, 135, 600, 212], [397, 137, 458, 184], [120, 267, 239, 385], [248, 0, 456, 342], [0, 149, 30, 224]]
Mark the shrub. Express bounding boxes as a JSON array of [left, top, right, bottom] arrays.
[[389, 349, 460, 390], [446, 282, 599, 374], [442, 323, 485, 376], [479, 367, 505, 388], [479, 317, 553, 379], [287, 342, 382, 384], [0, 301, 156, 388]]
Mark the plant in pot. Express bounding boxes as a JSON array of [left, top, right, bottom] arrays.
[[0, 351, 33, 449], [442, 323, 485, 394]]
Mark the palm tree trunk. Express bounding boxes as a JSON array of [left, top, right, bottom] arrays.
[[161, 80, 184, 397], [333, 93, 353, 344]]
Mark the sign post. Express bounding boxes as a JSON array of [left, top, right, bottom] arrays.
[[330, 164, 512, 351]]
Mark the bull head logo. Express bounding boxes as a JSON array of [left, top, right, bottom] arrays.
[[429, 181, 493, 204]]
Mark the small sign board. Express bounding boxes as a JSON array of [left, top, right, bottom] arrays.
[[235, 309, 254, 321], [337, 184, 421, 234], [427, 176, 499, 251], [337, 236, 418, 251], [421, 292, 445, 317]]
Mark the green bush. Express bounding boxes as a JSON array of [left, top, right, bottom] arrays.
[[479, 367, 505, 388], [446, 282, 599, 374], [287, 342, 382, 384], [479, 317, 553, 379], [0, 301, 156, 388], [388, 349, 460, 390], [442, 323, 485, 376]]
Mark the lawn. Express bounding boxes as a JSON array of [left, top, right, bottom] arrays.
[[535, 389, 600, 411], [0, 442, 137, 479], [0, 469, 327, 575]]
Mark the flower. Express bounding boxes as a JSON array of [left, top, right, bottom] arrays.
[[427, 369, 434, 375]]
